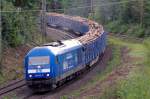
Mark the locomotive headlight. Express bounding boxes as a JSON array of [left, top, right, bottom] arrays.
[[46, 74, 49, 77], [29, 75, 32, 77], [37, 65, 41, 68]]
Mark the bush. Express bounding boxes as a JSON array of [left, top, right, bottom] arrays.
[[2, 1, 38, 47], [144, 27, 150, 37], [119, 24, 129, 34], [105, 21, 129, 34], [144, 38, 150, 66], [126, 24, 145, 38], [105, 21, 121, 33], [105, 21, 145, 38]]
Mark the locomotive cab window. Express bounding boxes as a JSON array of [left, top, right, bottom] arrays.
[[28, 56, 50, 66]]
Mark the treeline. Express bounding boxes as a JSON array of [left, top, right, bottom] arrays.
[[1, 0, 150, 48], [1, 0, 64, 47], [91, 0, 150, 38], [55, 0, 150, 38], [1, 0, 40, 47]]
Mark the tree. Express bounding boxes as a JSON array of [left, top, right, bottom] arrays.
[[0, 11, 1, 62], [1, 1, 39, 47]]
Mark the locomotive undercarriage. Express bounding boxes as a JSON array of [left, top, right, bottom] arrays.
[[26, 78, 55, 92]]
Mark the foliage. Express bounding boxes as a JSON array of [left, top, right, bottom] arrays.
[[1, 1, 38, 47], [93, 0, 150, 38], [6, 0, 40, 9], [126, 24, 145, 38], [105, 21, 122, 33], [106, 22, 145, 37], [143, 38, 150, 66]]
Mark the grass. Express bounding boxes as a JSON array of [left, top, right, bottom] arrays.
[[0, 74, 5, 84], [100, 36, 150, 99], [108, 36, 145, 58], [60, 41, 122, 99], [117, 66, 150, 99], [115, 38, 150, 99], [1, 92, 17, 99]]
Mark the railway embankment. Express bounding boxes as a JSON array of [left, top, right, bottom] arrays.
[[0, 45, 31, 85], [1, 35, 148, 99]]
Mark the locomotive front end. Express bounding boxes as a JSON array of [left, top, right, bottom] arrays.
[[27, 56, 50, 79], [24, 47, 55, 91]]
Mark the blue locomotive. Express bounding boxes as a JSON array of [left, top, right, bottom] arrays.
[[24, 13, 107, 91]]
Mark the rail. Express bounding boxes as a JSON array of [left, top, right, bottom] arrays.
[[0, 79, 26, 96]]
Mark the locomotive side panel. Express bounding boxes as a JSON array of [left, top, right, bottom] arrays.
[[55, 48, 85, 81]]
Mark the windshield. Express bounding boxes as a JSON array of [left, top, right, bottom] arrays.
[[28, 56, 50, 66]]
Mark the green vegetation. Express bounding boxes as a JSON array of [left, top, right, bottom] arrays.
[[116, 38, 150, 99], [108, 36, 145, 58], [144, 38, 150, 65], [117, 66, 150, 99], [1, 0, 150, 47], [106, 22, 145, 37], [93, 0, 150, 38], [1, 0, 40, 47], [53, 0, 150, 38], [1, 0, 150, 46], [2, 94, 17, 99], [99, 36, 150, 99], [0, 0, 43, 84]]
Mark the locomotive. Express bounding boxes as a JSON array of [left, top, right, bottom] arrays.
[[24, 13, 106, 91]]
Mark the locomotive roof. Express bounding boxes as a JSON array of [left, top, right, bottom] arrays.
[[44, 39, 82, 55]]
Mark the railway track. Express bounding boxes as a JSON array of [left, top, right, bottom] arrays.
[[0, 79, 26, 96], [46, 27, 76, 41]]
